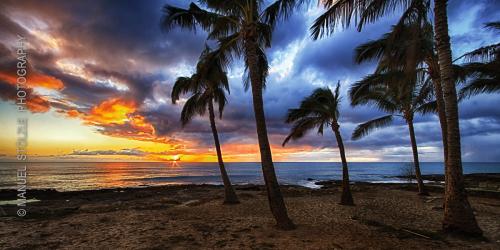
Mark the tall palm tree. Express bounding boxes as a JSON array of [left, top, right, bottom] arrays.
[[350, 69, 433, 195], [283, 83, 354, 205], [161, 0, 305, 230], [458, 22, 500, 98], [171, 46, 239, 204], [311, 0, 482, 235], [433, 0, 481, 235]]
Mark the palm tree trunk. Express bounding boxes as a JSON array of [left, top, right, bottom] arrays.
[[331, 122, 354, 205], [244, 38, 295, 230], [407, 118, 428, 195], [434, 0, 482, 236], [426, 57, 449, 190], [208, 100, 239, 204]]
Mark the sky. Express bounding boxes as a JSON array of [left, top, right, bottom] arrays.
[[0, 0, 499, 162]]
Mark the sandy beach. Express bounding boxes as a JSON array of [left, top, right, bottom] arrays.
[[1, 175, 499, 249]]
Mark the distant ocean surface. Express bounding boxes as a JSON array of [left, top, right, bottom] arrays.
[[1, 162, 499, 191]]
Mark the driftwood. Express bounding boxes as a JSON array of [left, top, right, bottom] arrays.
[[401, 229, 431, 239], [425, 196, 443, 203]]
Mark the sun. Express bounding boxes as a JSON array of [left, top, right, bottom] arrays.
[[172, 155, 181, 161]]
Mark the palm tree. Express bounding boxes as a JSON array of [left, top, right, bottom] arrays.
[[434, 0, 481, 234], [458, 22, 500, 98], [354, 21, 450, 181], [171, 46, 239, 204], [283, 83, 354, 205], [350, 69, 432, 195], [353, 21, 444, 194], [311, 0, 482, 235], [161, 0, 305, 230]]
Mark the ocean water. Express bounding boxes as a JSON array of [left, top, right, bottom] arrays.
[[0, 162, 499, 191]]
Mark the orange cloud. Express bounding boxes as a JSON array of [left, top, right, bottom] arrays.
[[64, 98, 173, 145], [129, 115, 155, 135], [66, 109, 82, 118], [29, 73, 64, 89], [86, 98, 136, 125], [26, 95, 51, 113], [0, 71, 64, 90]]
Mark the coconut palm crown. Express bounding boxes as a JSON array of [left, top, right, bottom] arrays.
[[283, 83, 342, 146], [171, 46, 229, 125]]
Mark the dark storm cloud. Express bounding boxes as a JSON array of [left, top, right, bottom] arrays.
[[142, 103, 182, 137], [0, 12, 28, 39], [292, 17, 399, 93]]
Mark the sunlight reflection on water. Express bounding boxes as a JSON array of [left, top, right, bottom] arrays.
[[0, 162, 498, 191]]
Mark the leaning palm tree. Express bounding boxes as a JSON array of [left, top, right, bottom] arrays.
[[162, 0, 305, 230], [350, 70, 433, 196], [311, 0, 482, 235], [283, 83, 354, 205], [171, 46, 239, 204], [458, 22, 500, 98]]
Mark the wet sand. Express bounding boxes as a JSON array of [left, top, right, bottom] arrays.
[[0, 181, 499, 249]]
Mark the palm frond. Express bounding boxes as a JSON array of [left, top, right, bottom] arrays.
[[257, 22, 273, 48], [412, 77, 433, 107], [180, 93, 203, 126], [173, 45, 231, 125], [262, 0, 305, 28], [217, 32, 243, 66], [282, 116, 324, 146], [199, 0, 247, 16], [311, 0, 366, 39], [349, 71, 404, 110], [485, 21, 500, 31], [206, 16, 240, 40], [283, 85, 344, 145], [459, 78, 500, 98], [452, 64, 469, 84], [354, 36, 388, 64], [212, 87, 228, 118], [161, 3, 219, 32], [414, 100, 437, 114], [171, 76, 197, 103], [333, 81, 342, 109], [352, 115, 393, 140], [358, 0, 413, 31], [388, 0, 429, 31], [457, 43, 499, 63]]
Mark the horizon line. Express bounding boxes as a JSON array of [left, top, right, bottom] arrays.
[[0, 161, 499, 164]]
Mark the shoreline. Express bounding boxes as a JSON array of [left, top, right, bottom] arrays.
[[1, 173, 498, 196], [1, 179, 499, 249]]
